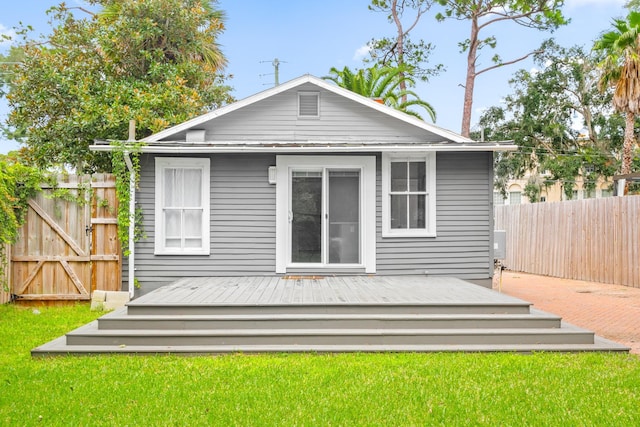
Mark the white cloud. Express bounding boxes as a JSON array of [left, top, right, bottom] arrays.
[[0, 24, 16, 47], [353, 44, 371, 61]]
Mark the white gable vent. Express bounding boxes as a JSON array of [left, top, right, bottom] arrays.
[[298, 91, 320, 117]]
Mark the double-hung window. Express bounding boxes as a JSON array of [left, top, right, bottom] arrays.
[[382, 152, 436, 237], [155, 157, 210, 255]]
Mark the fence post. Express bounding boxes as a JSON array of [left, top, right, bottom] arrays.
[[1, 243, 11, 304]]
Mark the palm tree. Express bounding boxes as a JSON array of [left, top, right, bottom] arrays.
[[594, 11, 640, 179], [323, 66, 436, 122]]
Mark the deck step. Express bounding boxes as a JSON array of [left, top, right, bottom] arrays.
[[124, 302, 533, 316], [98, 308, 561, 330], [30, 276, 632, 356], [66, 322, 595, 346], [32, 329, 629, 356]]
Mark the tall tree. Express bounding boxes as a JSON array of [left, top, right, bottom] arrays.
[[595, 11, 640, 178], [366, 0, 442, 101], [2, 0, 232, 172], [476, 41, 622, 199], [324, 65, 436, 121], [435, 0, 568, 137]]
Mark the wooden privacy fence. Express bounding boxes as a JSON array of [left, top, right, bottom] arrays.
[[7, 174, 121, 302], [495, 196, 640, 288]]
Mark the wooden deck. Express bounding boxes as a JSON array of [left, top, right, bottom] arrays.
[[133, 275, 521, 306], [32, 275, 630, 355]]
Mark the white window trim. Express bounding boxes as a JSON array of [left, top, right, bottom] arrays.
[[275, 155, 376, 274], [155, 157, 210, 255], [382, 152, 436, 238]]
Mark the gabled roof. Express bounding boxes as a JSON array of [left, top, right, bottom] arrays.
[[91, 74, 516, 153], [143, 74, 473, 144]]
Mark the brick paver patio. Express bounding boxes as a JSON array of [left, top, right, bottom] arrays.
[[495, 271, 640, 354]]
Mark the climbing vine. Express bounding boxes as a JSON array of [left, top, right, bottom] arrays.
[[111, 141, 145, 256], [0, 156, 45, 289]]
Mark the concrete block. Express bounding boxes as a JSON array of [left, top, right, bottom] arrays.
[[92, 290, 107, 302], [90, 291, 107, 311], [104, 291, 130, 310]]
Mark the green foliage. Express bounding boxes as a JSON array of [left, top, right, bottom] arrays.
[[3, 0, 233, 173], [0, 155, 44, 289], [366, 0, 443, 81], [324, 65, 436, 121], [475, 41, 624, 194], [523, 180, 541, 203], [111, 141, 144, 257], [0, 46, 25, 94], [435, 0, 568, 136], [0, 155, 44, 245]]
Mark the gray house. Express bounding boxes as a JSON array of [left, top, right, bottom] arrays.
[[96, 75, 514, 295], [46, 75, 627, 355]]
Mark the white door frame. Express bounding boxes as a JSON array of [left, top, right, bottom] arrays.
[[275, 155, 376, 273]]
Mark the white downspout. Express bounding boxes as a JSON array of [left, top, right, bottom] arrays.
[[124, 120, 136, 299], [123, 152, 135, 299]]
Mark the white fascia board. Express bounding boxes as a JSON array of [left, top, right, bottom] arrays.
[[89, 143, 516, 153]]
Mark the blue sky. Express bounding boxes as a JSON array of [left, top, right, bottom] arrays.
[[0, 0, 628, 153]]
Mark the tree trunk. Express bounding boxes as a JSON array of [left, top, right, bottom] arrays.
[[391, 0, 408, 104], [461, 16, 479, 138], [622, 110, 635, 175]]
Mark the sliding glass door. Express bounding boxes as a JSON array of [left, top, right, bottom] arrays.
[[290, 168, 361, 265]]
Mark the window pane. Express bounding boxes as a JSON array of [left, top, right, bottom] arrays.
[[165, 238, 181, 248], [390, 195, 407, 229], [184, 210, 202, 237], [183, 169, 202, 207], [329, 170, 360, 264], [409, 162, 426, 191], [291, 175, 322, 263], [184, 238, 202, 248], [510, 191, 521, 205], [165, 210, 181, 238], [409, 195, 426, 229], [164, 168, 182, 207], [390, 162, 407, 192]]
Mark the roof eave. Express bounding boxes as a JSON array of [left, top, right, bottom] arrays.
[[90, 142, 517, 153]]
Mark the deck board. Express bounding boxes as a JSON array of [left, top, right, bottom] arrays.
[[132, 276, 527, 306]]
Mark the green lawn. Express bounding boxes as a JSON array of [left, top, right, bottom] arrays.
[[1, 304, 639, 426]]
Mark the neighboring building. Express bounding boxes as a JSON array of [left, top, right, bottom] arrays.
[[92, 75, 514, 294], [494, 171, 614, 205]]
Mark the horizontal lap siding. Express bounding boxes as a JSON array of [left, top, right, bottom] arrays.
[[170, 84, 437, 143], [376, 152, 492, 279], [134, 154, 277, 292]]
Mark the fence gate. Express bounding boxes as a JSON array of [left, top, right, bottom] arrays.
[[10, 174, 121, 301]]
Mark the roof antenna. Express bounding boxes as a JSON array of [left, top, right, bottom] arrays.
[[260, 58, 286, 86]]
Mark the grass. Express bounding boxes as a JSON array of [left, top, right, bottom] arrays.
[[1, 304, 639, 426]]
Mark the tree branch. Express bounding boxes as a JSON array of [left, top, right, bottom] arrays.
[[66, 7, 97, 18], [476, 50, 541, 77]]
